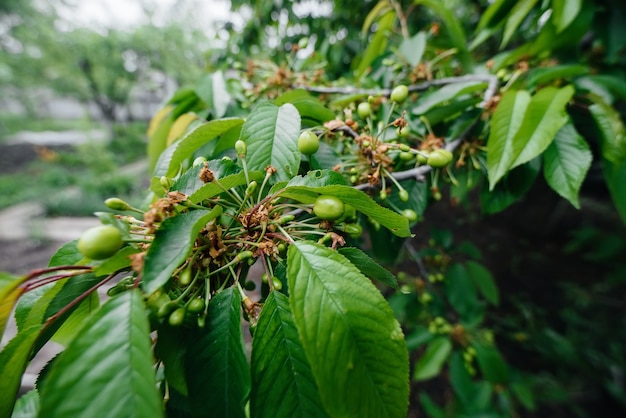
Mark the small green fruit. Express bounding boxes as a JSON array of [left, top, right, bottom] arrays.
[[77, 225, 123, 260], [390, 85, 409, 104], [168, 308, 186, 327], [104, 197, 130, 211], [399, 151, 414, 162], [343, 223, 363, 238], [398, 126, 410, 138], [357, 102, 372, 118], [399, 189, 410, 202], [402, 209, 418, 222], [192, 156, 207, 167], [427, 149, 453, 168], [416, 153, 429, 164], [297, 131, 320, 155], [271, 276, 283, 291], [187, 298, 205, 314], [313, 195, 345, 221], [235, 140, 247, 157], [338, 203, 358, 223]]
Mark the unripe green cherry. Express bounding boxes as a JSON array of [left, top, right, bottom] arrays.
[[339, 203, 358, 223], [343, 223, 363, 238], [427, 149, 453, 168], [271, 276, 283, 291], [398, 126, 410, 138], [192, 156, 207, 167], [402, 209, 418, 222], [390, 85, 409, 104], [104, 197, 130, 211], [357, 102, 372, 119], [187, 298, 205, 314], [157, 301, 179, 318], [313, 195, 345, 221], [168, 308, 186, 327], [245, 180, 258, 197], [235, 140, 247, 158], [416, 153, 429, 164], [399, 151, 414, 162], [297, 131, 320, 155], [399, 189, 410, 202], [160, 176, 173, 190], [77, 225, 123, 260]]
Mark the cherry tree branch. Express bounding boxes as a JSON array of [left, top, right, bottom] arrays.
[[295, 74, 498, 102]]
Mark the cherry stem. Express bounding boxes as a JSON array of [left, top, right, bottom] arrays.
[[43, 271, 119, 328], [21, 265, 93, 292]]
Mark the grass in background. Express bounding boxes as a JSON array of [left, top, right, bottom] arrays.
[[0, 114, 103, 142], [0, 121, 149, 215]]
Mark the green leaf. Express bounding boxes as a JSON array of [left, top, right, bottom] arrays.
[[170, 157, 261, 200], [143, 207, 222, 295], [48, 240, 82, 267], [398, 31, 426, 67], [0, 272, 24, 338], [551, 0, 582, 32], [526, 64, 588, 88], [196, 71, 232, 118], [274, 89, 335, 124], [241, 102, 301, 182], [12, 388, 40, 418], [279, 185, 411, 237], [286, 169, 347, 188], [388, 179, 429, 217], [445, 263, 483, 322], [39, 290, 163, 418], [482, 158, 541, 214], [287, 241, 409, 418], [355, 10, 395, 78], [30, 273, 104, 355], [93, 246, 140, 277], [543, 123, 592, 208], [423, 97, 481, 126], [502, 0, 540, 47], [509, 86, 574, 170], [412, 81, 488, 115], [154, 118, 244, 178], [476, 0, 519, 31], [148, 112, 175, 173], [362, 0, 393, 35], [337, 247, 399, 289], [413, 336, 452, 381], [448, 352, 475, 408], [185, 287, 250, 418], [487, 89, 531, 189], [413, 0, 472, 70], [575, 75, 626, 104], [511, 376, 536, 410], [50, 292, 99, 346], [589, 100, 626, 165], [154, 325, 189, 396], [604, 159, 626, 225], [473, 340, 510, 384], [250, 292, 328, 418], [190, 171, 265, 204], [0, 325, 41, 418], [465, 261, 499, 305]]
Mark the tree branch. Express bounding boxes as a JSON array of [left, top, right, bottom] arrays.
[[295, 74, 498, 98]]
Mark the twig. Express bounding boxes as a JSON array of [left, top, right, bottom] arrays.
[[295, 74, 498, 98]]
